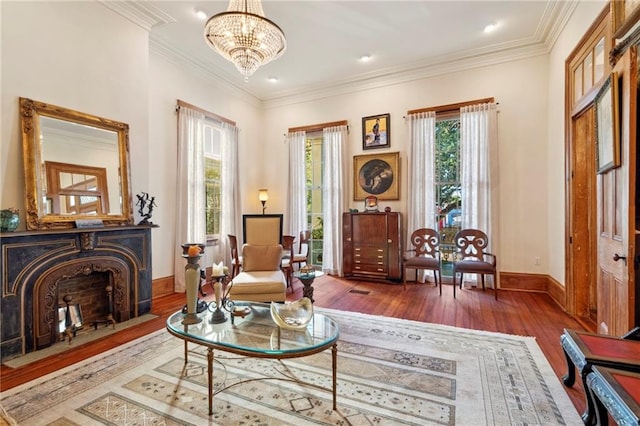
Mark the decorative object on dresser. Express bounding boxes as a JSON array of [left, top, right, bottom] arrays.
[[362, 113, 390, 150], [353, 152, 399, 200], [364, 195, 378, 211], [343, 211, 402, 282]]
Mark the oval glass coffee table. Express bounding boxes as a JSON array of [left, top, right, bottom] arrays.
[[166, 302, 339, 415]]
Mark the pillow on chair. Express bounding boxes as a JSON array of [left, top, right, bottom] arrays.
[[241, 244, 283, 271]]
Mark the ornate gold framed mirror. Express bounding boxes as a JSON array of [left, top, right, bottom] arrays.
[[20, 97, 133, 229]]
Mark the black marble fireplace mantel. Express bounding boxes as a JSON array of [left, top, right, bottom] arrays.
[[0, 225, 156, 361]]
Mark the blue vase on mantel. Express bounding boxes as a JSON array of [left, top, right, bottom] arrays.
[[0, 209, 19, 232]]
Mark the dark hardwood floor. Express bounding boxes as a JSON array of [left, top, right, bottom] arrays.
[[0, 275, 587, 416]]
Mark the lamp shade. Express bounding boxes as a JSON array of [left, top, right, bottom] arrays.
[[259, 189, 269, 202]]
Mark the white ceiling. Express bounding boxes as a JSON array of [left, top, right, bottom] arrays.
[[110, 1, 577, 103]]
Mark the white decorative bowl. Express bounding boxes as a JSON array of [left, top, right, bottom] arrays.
[[270, 298, 314, 330]]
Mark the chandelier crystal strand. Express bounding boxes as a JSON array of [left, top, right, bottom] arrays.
[[204, 0, 286, 81]]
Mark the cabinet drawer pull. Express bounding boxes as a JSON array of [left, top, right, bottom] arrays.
[[377, 262, 384, 265], [347, 237, 352, 241], [377, 268, 384, 272], [355, 266, 361, 270], [377, 249, 384, 252], [355, 248, 360, 251], [355, 260, 361, 264], [388, 239, 392, 243]]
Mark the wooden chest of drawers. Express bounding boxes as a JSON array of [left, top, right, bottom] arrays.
[[343, 212, 402, 281]]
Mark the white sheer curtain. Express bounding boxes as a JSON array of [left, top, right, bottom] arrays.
[[322, 125, 347, 275], [406, 111, 436, 282], [286, 131, 307, 237], [406, 111, 437, 238], [460, 102, 499, 286], [219, 122, 241, 268], [175, 106, 206, 292]]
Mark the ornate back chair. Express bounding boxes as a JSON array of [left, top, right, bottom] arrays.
[[403, 228, 441, 292], [452, 229, 497, 299], [227, 234, 242, 278]]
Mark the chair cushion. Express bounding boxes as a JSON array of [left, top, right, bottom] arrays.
[[229, 270, 287, 302], [454, 260, 495, 274], [242, 244, 282, 271], [404, 257, 439, 269]]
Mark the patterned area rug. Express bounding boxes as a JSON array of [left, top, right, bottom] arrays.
[[0, 308, 581, 425]]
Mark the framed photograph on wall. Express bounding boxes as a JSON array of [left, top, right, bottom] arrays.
[[362, 113, 390, 150], [353, 152, 399, 200], [594, 72, 620, 174]]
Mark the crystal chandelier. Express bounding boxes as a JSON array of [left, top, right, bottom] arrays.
[[204, 0, 286, 81]]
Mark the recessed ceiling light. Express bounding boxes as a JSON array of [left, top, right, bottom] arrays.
[[484, 23, 497, 33], [195, 9, 207, 20], [267, 77, 278, 83], [360, 54, 372, 62]]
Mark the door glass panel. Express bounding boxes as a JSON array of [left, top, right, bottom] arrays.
[[574, 63, 583, 102], [584, 51, 594, 93], [594, 37, 605, 83]]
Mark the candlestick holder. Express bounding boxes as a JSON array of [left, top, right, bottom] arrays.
[[181, 243, 205, 325], [208, 275, 235, 324]]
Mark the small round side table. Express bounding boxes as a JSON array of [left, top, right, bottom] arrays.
[[294, 270, 324, 303]]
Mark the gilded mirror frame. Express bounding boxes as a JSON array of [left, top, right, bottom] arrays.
[[20, 97, 133, 229]]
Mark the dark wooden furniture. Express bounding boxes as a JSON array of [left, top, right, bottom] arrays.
[[586, 366, 640, 426], [560, 328, 640, 425], [451, 228, 498, 299], [343, 212, 402, 282], [403, 228, 441, 292], [227, 234, 242, 278]]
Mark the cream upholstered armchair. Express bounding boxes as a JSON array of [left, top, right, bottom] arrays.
[[227, 244, 287, 303]]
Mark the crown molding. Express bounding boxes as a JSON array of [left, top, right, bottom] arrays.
[[136, 0, 578, 110], [98, 1, 175, 31], [149, 38, 262, 109], [262, 44, 549, 109]]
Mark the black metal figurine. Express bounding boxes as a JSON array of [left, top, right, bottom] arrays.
[[136, 192, 156, 225]]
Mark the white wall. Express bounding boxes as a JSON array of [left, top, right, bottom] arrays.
[[1, 1, 149, 223]]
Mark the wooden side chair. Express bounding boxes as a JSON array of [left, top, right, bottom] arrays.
[[403, 228, 441, 292], [292, 230, 310, 270], [281, 235, 295, 290], [227, 234, 242, 278], [451, 228, 497, 299]]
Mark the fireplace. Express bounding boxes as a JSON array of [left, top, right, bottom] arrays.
[[1, 225, 154, 361]]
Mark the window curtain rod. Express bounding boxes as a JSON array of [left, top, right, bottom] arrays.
[[175, 99, 236, 126], [404, 97, 497, 118], [286, 120, 348, 135]]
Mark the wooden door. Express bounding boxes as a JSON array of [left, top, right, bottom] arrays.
[[596, 47, 637, 336], [570, 107, 598, 328]]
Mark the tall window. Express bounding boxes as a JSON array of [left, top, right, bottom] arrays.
[[305, 135, 323, 267], [204, 119, 221, 238], [435, 115, 461, 276]]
